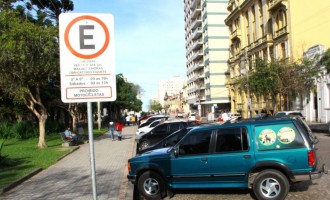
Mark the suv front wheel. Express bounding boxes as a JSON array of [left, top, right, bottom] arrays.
[[253, 169, 289, 200], [138, 171, 165, 200]]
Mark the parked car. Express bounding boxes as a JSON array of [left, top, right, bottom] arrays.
[[136, 120, 199, 151], [176, 112, 184, 118], [137, 114, 154, 125], [128, 117, 326, 200], [275, 111, 305, 119], [136, 119, 163, 135], [138, 115, 168, 128], [253, 113, 271, 119], [188, 113, 196, 120], [137, 127, 193, 154], [218, 112, 242, 122]]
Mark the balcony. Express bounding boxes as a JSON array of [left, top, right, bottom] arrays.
[[225, 6, 239, 23], [197, 72, 205, 80], [191, 7, 202, 19], [269, 0, 287, 11], [191, 17, 202, 30], [192, 60, 204, 72], [191, 38, 203, 51], [261, 34, 273, 43], [228, 56, 235, 63], [191, 27, 202, 40], [192, 49, 203, 61], [190, 0, 200, 9], [273, 26, 288, 39], [230, 29, 242, 41]]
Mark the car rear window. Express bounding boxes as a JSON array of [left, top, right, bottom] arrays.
[[295, 117, 317, 145], [255, 123, 305, 150]]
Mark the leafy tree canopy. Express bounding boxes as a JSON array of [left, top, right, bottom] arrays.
[[150, 100, 162, 112]]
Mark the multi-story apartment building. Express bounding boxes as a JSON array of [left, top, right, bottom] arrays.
[[158, 76, 184, 107], [184, 0, 230, 117], [225, 0, 330, 120]]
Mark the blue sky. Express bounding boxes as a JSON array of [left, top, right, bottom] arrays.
[[73, 0, 186, 110]]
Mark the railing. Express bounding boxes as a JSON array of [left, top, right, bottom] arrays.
[[269, 0, 282, 9], [231, 29, 242, 40], [192, 27, 202, 40], [274, 26, 288, 39]]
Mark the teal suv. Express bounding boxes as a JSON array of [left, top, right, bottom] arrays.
[[127, 117, 327, 200]]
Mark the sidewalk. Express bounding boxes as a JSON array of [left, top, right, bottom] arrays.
[[0, 125, 137, 200], [308, 122, 329, 133]]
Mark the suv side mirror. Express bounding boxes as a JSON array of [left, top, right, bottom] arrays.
[[173, 146, 179, 157]]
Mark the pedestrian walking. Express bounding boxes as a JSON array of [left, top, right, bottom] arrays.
[[115, 121, 124, 141], [108, 119, 115, 141]]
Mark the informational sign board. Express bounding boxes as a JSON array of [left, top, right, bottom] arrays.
[[59, 13, 116, 103]]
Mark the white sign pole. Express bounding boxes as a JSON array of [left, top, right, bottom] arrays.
[[87, 102, 97, 200]]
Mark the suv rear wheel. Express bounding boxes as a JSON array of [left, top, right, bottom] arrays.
[[253, 169, 289, 200], [138, 171, 165, 200]]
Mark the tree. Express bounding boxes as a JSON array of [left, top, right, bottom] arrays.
[[320, 48, 330, 73], [28, 0, 74, 20], [234, 58, 320, 112], [150, 100, 162, 112], [0, 10, 59, 148], [102, 74, 143, 120]]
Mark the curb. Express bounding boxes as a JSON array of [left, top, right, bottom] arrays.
[[0, 168, 42, 195], [309, 124, 330, 133], [56, 145, 80, 162]]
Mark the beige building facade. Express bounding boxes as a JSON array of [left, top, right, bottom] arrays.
[[184, 0, 230, 117], [225, 0, 330, 118]]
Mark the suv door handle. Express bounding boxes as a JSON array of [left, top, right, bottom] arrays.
[[243, 155, 251, 159]]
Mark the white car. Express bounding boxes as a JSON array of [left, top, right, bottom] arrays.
[[188, 113, 196, 120], [274, 111, 304, 119], [136, 119, 162, 135]]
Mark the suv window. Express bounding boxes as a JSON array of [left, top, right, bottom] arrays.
[[216, 127, 248, 153], [295, 117, 317, 145], [153, 124, 168, 133], [179, 130, 212, 155]]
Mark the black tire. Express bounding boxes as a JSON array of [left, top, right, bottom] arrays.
[[138, 171, 165, 200], [139, 140, 150, 150], [252, 169, 289, 200]]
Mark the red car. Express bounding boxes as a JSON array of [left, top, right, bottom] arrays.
[[138, 114, 154, 125]]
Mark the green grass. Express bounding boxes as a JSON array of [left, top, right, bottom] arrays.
[[0, 127, 107, 189]]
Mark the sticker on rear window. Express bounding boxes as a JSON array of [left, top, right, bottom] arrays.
[[278, 127, 295, 144], [259, 129, 276, 146]]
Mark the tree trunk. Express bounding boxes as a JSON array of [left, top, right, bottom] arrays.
[[68, 104, 79, 133], [72, 114, 78, 133], [24, 87, 49, 149], [37, 114, 48, 148]]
